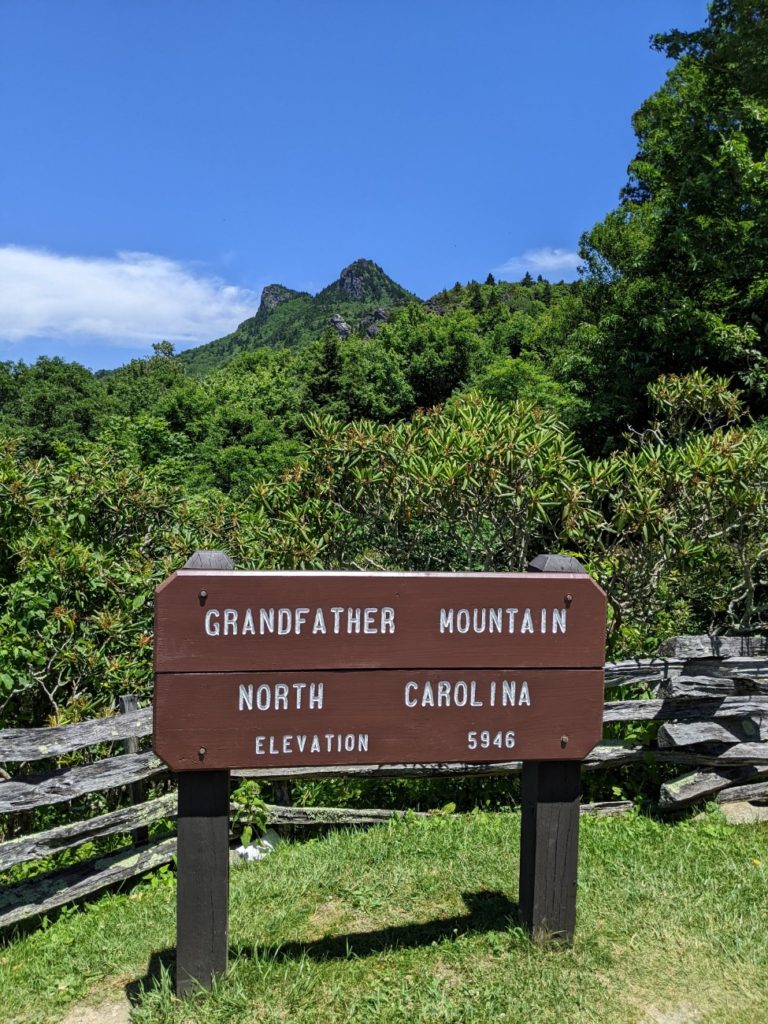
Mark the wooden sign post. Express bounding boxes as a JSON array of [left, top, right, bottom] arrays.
[[154, 553, 606, 995]]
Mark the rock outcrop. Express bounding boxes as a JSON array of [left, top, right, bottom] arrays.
[[359, 307, 389, 337], [258, 284, 305, 314], [329, 313, 352, 339]]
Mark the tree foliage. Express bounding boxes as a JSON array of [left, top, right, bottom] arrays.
[[1, 2, 767, 768], [576, 0, 768, 430]]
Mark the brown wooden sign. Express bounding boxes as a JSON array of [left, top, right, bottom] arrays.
[[155, 669, 604, 770], [156, 557, 607, 996], [153, 571, 606, 772], [155, 571, 605, 672]]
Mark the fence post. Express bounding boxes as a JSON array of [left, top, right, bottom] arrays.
[[118, 694, 148, 846], [518, 553, 588, 943], [271, 780, 293, 807], [174, 549, 233, 997]]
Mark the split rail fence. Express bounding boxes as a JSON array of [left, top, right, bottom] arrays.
[[1, 635, 766, 931]]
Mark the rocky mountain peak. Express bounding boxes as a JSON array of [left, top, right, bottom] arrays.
[[338, 259, 379, 300], [319, 259, 415, 306], [258, 284, 304, 314]]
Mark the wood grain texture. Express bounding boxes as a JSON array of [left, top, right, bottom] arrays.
[[659, 635, 767, 658], [0, 837, 176, 930], [659, 766, 768, 808], [258, 802, 627, 825], [660, 675, 768, 698], [657, 719, 767, 748], [0, 752, 167, 812], [603, 659, 683, 688], [176, 771, 230, 997], [519, 761, 581, 943], [226, 739, 768, 781], [154, 571, 606, 673], [0, 793, 176, 871], [716, 779, 768, 803], [0, 708, 151, 762], [183, 550, 234, 570], [604, 696, 768, 722], [589, 741, 768, 768], [154, 669, 604, 771], [119, 695, 149, 846], [578, 800, 633, 816], [233, 761, 526, 781], [681, 657, 768, 679]]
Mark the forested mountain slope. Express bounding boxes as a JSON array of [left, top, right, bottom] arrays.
[[178, 258, 416, 375], [0, 2, 766, 719]]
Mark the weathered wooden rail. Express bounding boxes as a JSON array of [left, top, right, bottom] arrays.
[[1, 637, 767, 930]]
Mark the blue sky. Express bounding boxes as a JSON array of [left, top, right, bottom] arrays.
[[0, 0, 710, 369]]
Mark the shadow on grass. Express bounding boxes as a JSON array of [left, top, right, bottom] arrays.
[[246, 889, 520, 962], [127, 890, 519, 1002]]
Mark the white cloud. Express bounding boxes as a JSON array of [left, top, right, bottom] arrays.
[[494, 247, 581, 281], [0, 245, 260, 349]]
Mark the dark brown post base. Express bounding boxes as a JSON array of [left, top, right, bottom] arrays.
[[518, 760, 581, 943], [176, 770, 230, 996]]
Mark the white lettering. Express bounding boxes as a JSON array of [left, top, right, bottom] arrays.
[[223, 608, 238, 635], [242, 608, 255, 635], [421, 681, 435, 707], [519, 680, 531, 706], [238, 684, 253, 711], [331, 607, 343, 634], [309, 682, 324, 709], [312, 608, 327, 634], [347, 607, 361, 633], [472, 608, 487, 633], [274, 683, 289, 710], [553, 608, 567, 634], [439, 608, 454, 633], [454, 680, 468, 707], [488, 608, 502, 633], [404, 682, 418, 707], [363, 607, 377, 634], [295, 608, 309, 634], [470, 680, 483, 706], [456, 609, 470, 633], [260, 608, 274, 634], [277, 608, 292, 635], [437, 679, 451, 706], [256, 684, 271, 711], [381, 607, 396, 634], [506, 608, 518, 632], [293, 682, 306, 709], [502, 679, 516, 706], [521, 609, 534, 634], [252, 732, 373, 757], [205, 609, 220, 636]]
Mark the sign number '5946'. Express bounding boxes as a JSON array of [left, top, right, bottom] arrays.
[[467, 730, 516, 750]]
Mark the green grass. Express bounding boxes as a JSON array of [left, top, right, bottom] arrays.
[[1, 808, 767, 1024]]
